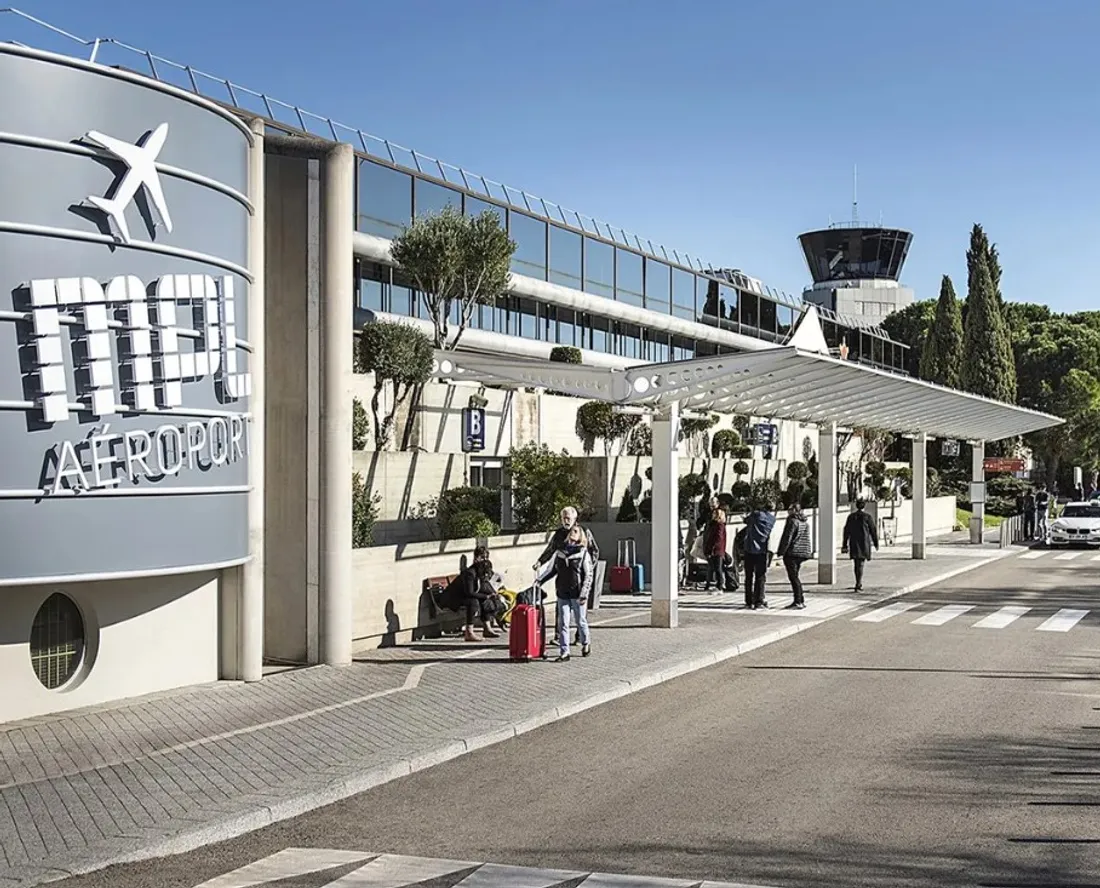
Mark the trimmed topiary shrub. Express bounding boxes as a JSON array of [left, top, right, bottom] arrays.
[[443, 510, 500, 540], [549, 346, 582, 364]]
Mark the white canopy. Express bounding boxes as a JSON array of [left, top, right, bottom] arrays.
[[433, 346, 1062, 442]]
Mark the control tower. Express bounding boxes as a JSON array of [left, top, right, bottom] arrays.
[[798, 197, 914, 325]]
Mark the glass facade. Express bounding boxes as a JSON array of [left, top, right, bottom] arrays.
[[353, 154, 909, 374]]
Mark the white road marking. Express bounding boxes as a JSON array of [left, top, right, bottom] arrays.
[[912, 604, 974, 626], [1091, 553, 1100, 562], [1020, 550, 1047, 560], [194, 849, 374, 887], [973, 605, 1031, 629], [853, 601, 922, 623], [192, 850, 784, 888], [1037, 609, 1090, 632], [1055, 551, 1084, 561]]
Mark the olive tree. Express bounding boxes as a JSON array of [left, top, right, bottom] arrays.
[[358, 321, 434, 450], [389, 206, 515, 350]]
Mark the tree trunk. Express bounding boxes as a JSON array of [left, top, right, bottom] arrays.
[[399, 383, 424, 451], [370, 385, 386, 450]]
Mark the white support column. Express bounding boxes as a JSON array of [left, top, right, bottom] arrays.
[[970, 440, 986, 544], [651, 401, 680, 629], [320, 143, 355, 665], [911, 432, 927, 560], [817, 421, 838, 585], [238, 117, 266, 682]]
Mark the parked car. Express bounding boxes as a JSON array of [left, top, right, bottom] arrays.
[[1048, 502, 1100, 548]]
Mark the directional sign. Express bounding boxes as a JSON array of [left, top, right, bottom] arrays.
[[983, 457, 1025, 473]]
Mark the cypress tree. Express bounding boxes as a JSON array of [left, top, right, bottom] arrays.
[[920, 275, 964, 388], [965, 224, 1016, 402], [961, 255, 1015, 402]]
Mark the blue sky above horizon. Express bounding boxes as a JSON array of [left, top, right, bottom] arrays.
[[11, 0, 1099, 313]]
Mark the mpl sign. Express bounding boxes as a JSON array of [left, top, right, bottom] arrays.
[[20, 273, 252, 495]]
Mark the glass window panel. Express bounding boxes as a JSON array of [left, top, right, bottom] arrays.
[[548, 225, 582, 290], [517, 298, 537, 339], [509, 211, 547, 279], [584, 238, 614, 300], [414, 178, 460, 217], [617, 323, 641, 359], [465, 196, 506, 227], [390, 269, 416, 317], [557, 308, 577, 346], [591, 316, 610, 354], [740, 289, 759, 329], [777, 304, 794, 339], [357, 161, 411, 239], [615, 248, 644, 307], [645, 260, 670, 310], [357, 260, 384, 313], [672, 269, 695, 319], [719, 284, 738, 325], [699, 277, 720, 319], [649, 331, 670, 364], [759, 297, 778, 338]]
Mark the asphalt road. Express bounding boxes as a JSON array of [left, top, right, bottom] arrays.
[[55, 546, 1100, 888]]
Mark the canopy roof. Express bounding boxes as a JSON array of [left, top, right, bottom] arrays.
[[433, 346, 1062, 442]]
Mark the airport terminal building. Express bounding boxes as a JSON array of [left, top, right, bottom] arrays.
[[0, 13, 914, 722]]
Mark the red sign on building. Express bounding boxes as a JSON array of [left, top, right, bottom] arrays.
[[984, 457, 1026, 473]]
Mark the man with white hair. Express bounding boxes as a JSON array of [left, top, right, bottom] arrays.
[[533, 506, 599, 576]]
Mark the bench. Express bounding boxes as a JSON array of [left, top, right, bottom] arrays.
[[423, 574, 458, 621]]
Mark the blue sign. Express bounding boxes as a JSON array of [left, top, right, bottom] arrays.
[[462, 407, 486, 453], [748, 423, 778, 446]]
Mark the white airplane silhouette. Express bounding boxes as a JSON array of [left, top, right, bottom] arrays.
[[84, 123, 173, 245]]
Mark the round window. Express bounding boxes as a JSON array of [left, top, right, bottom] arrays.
[[30, 593, 85, 689]]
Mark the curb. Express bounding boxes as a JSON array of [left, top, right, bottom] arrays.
[[32, 552, 1007, 885]]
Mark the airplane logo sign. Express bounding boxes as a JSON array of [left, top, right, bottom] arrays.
[[83, 123, 173, 245]]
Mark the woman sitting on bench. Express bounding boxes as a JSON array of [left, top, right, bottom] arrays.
[[438, 545, 502, 642]]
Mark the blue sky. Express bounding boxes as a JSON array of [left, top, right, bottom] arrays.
[[11, 0, 1099, 312]]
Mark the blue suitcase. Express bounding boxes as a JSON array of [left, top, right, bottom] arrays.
[[632, 563, 645, 593]]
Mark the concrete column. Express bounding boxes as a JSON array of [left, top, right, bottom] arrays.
[[970, 440, 986, 544], [651, 401, 680, 629], [239, 117, 266, 682], [817, 421, 838, 585], [320, 143, 355, 665], [911, 432, 927, 560]]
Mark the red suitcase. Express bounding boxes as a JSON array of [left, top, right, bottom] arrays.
[[509, 573, 546, 661], [610, 538, 636, 593]]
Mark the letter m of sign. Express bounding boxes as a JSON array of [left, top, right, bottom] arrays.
[[25, 274, 250, 424]]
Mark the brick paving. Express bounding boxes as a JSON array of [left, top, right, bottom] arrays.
[[0, 541, 1008, 887]]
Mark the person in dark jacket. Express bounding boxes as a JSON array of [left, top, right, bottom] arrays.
[[702, 506, 728, 591], [533, 506, 599, 573], [841, 498, 879, 591], [742, 504, 777, 609], [439, 545, 502, 642], [1022, 489, 1037, 540], [777, 502, 812, 609], [545, 524, 595, 661]]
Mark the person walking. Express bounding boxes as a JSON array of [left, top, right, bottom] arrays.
[[702, 504, 728, 592], [742, 502, 777, 609], [1036, 486, 1051, 541], [777, 502, 812, 609], [841, 498, 879, 591]]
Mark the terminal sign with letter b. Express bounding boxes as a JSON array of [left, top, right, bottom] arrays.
[[462, 407, 486, 453]]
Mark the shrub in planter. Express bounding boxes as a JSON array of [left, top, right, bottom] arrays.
[[786, 460, 809, 482], [626, 423, 652, 456], [800, 486, 818, 508], [438, 485, 502, 529], [616, 489, 639, 522], [352, 397, 369, 450], [732, 444, 753, 459], [549, 346, 582, 364], [711, 428, 741, 457], [732, 459, 750, 478], [352, 472, 381, 548], [443, 510, 500, 540], [750, 478, 783, 511]]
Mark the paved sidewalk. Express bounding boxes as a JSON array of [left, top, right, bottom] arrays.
[[0, 541, 1009, 887]]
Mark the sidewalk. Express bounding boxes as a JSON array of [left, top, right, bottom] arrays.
[[0, 540, 1009, 887]]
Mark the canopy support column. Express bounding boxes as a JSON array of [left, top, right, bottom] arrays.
[[817, 421, 838, 585], [911, 432, 928, 560], [651, 401, 680, 629], [970, 440, 986, 544]]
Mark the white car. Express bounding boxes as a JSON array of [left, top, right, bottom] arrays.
[[1048, 502, 1100, 547]]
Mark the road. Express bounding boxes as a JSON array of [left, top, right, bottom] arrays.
[[53, 547, 1100, 888]]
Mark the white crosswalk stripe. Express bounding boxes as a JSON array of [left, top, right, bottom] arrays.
[[972, 605, 1031, 629], [1055, 551, 1085, 561], [853, 601, 922, 623], [912, 604, 974, 626], [193, 849, 785, 888], [1020, 550, 1047, 559], [1037, 608, 1090, 633]]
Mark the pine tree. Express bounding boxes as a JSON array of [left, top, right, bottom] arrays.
[[920, 275, 964, 388], [961, 255, 1015, 402]]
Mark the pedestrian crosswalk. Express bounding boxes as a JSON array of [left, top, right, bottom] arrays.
[[192, 847, 777, 888], [852, 601, 1093, 632], [1015, 548, 1100, 563]]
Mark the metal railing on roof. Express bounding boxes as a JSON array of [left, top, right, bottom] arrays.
[[0, 6, 904, 344]]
